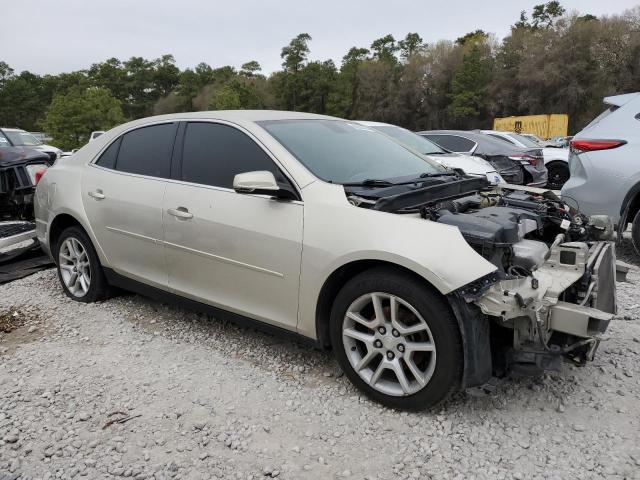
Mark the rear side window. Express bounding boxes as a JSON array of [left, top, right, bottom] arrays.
[[115, 123, 177, 178], [424, 134, 475, 152], [181, 122, 288, 189], [95, 137, 121, 169], [487, 133, 516, 145]]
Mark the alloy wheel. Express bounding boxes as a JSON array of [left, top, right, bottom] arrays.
[[342, 292, 437, 397], [58, 237, 91, 297]]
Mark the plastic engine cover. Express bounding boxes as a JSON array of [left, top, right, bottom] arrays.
[[436, 206, 542, 246]]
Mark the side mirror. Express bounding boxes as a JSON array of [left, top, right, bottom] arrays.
[[233, 170, 297, 200]]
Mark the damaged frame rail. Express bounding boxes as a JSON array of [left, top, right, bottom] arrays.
[[460, 236, 629, 374]]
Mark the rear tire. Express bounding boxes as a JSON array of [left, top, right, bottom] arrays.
[[546, 162, 570, 190], [632, 210, 640, 256], [54, 226, 112, 303], [329, 267, 463, 411]]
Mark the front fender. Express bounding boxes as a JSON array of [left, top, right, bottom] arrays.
[[296, 182, 497, 339]]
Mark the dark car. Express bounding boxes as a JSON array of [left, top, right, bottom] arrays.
[[0, 130, 52, 220], [416, 130, 548, 187]]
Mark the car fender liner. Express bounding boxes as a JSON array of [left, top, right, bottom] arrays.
[[447, 291, 492, 389]]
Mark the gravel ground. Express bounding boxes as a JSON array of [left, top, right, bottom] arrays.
[[1, 236, 639, 480]]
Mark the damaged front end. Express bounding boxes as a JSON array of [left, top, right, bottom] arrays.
[[442, 186, 624, 378], [345, 176, 625, 384]]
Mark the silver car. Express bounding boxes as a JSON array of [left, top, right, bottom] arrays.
[[35, 111, 618, 410], [562, 93, 640, 253]]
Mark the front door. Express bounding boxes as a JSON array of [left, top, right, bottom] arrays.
[[162, 121, 303, 330]]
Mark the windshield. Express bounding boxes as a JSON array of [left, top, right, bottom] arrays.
[[507, 133, 540, 148], [5, 130, 42, 146], [370, 125, 446, 155], [0, 131, 11, 147], [259, 120, 444, 184]]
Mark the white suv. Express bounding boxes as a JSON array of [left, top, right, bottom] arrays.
[[562, 93, 640, 253], [35, 111, 618, 409]]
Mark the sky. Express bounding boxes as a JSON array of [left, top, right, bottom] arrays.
[[3, 0, 639, 75]]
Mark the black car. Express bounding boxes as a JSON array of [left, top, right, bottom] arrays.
[[416, 130, 548, 187], [0, 130, 52, 220]]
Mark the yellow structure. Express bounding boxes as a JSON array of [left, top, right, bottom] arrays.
[[493, 114, 569, 139]]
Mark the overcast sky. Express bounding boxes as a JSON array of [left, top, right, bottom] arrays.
[[3, 0, 639, 75]]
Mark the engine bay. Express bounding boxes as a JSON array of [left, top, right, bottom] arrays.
[[345, 178, 621, 376]]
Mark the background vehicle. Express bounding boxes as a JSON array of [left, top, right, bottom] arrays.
[[0, 129, 51, 220], [36, 111, 616, 410], [562, 92, 640, 254], [480, 130, 570, 190], [356, 121, 504, 185], [0, 128, 62, 163], [417, 130, 547, 187]]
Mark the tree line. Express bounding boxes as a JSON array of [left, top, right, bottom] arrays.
[[1, 2, 639, 150]]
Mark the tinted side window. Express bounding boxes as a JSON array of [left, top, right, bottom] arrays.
[[95, 137, 121, 169], [425, 134, 475, 152], [487, 133, 516, 145], [115, 123, 177, 178], [181, 122, 288, 189]]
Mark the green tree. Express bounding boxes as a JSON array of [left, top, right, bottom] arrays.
[[531, 1, 566, 28], [209, 84, 242, 110], [43, 87, 125, 149], [370, 34, 398, 63], [240, 61, 262, 76], [398, 33, 425, 60], [448, 45, 492, 126], [328, 47, 369, 117], [279, 33, 313, 109], [0, 62, 14, 89]]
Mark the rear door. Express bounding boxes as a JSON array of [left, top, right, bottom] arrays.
[[82, 122, 178, 287], [162, 121, 303, 330]]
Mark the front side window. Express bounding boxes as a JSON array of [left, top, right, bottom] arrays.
[[259, 120, 444, 184], [423, 134, 475, 153], [115, 123, 177, 178], [181, 122, 289, 189]]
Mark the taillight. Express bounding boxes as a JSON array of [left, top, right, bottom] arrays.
[[34, 168, 47, 185], [570, 139, 627, 152], [509, 154, 542, 167]]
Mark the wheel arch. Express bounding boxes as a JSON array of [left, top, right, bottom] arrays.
[[620, 180, 640, 229], [314, 259, 448, 350], [49, 213, 86, 252]]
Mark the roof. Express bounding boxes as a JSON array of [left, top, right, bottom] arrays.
[[354, 120, 392, 127], [603, 92, 640, 107]]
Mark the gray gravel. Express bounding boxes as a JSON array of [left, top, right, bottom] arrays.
[[1, 235, 639, 480]]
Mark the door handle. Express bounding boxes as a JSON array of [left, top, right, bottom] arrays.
[[88, 190, 105, 200], [167, 207, 193, 220]]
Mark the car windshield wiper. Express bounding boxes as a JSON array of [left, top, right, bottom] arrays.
[[419, 172, 458, 178], [424, 151, 447, 155], [342, 179, 397, 187]]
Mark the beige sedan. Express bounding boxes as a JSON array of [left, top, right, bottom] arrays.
[[34, 111, 617, 410]]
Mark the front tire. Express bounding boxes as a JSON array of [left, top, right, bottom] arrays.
[[55, 226, 111, 303], [329, 267, 463, 410], [632, 210, 640, 256]]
